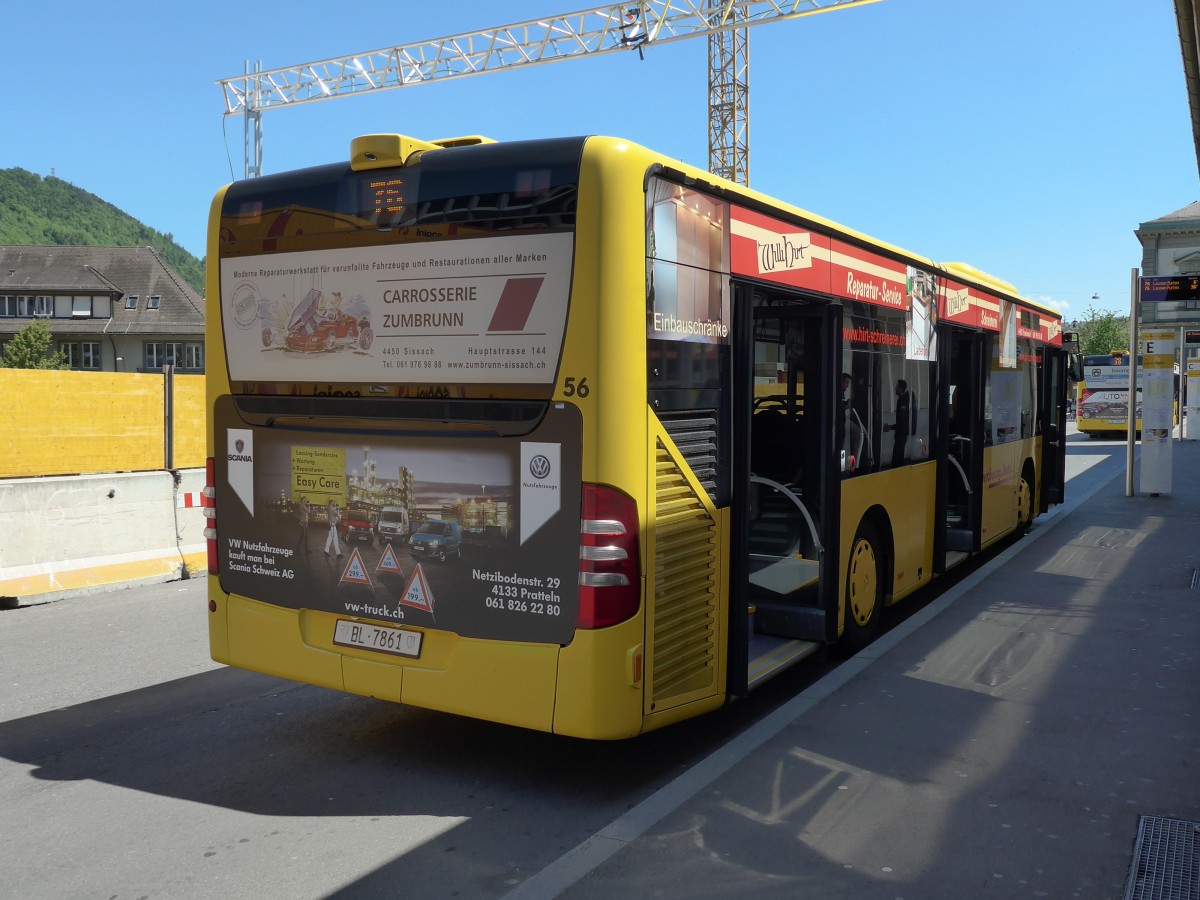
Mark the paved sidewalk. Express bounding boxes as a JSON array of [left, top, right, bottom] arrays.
[[520, 440, 1200, 899]]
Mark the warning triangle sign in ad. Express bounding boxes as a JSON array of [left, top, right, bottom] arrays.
[[339, 548, 373, 587], [375, 543, 404, 576], [399, 564, 435, 613]]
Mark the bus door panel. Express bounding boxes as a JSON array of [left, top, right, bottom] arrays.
[[1039, 347, 1068, 508], [734, 290, 840, 658], [941, 328, 986, 554]]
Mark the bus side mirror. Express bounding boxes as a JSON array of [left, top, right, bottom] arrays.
[[1068, 355, 1083, 384]]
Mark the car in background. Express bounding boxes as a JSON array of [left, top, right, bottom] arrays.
[[338, 508, 375, 546], [408, 520, 462, 562]]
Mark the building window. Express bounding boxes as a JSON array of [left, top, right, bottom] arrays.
[[32, 296, 52, 317], [147, 295, 161, 309], [184, 343, 204, 369], [126, 295, 139, 309], [72, 296, 93, 318], [145, 342, 179, 369], [145, 341, 202, 371], [61, 342, 101, 370], [6, 295, 53, 317]]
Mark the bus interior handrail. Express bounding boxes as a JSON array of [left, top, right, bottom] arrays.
[[750, 475, 824, 556]]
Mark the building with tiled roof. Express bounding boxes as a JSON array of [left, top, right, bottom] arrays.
[[0, 245, 204, 372]]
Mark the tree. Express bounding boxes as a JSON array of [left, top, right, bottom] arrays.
[[0, 319, 70, 369], [1070, 305, 1130, 356]]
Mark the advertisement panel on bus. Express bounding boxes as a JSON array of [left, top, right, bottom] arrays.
[[213, 397, 583, 646], [219, 233, 573, 385]]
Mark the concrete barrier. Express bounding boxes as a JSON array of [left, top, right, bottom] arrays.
[[0, 469, 207, 607]]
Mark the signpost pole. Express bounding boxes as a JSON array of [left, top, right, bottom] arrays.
[[1126, 268, 1138, 497], [1181, 325, 1186, 441]]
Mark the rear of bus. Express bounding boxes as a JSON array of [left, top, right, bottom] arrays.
[[1077, 352, 1136, 437], [205, 134, 693, 739]]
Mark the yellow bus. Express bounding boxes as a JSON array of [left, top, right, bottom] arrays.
[[205, 132, 1070, 739], [1076, 350, 1178, 438]]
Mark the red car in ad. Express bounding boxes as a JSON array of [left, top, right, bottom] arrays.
[[282, 289, 373, 353], [338, 508, 375, 546]]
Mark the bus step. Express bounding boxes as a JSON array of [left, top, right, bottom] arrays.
[[946, 527, 975, 552], [752, 600, 824, 642], [748, 554, 820, 598], [748, 634, 822, 689]]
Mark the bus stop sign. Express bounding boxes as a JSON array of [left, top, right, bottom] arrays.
[[1140, 276, 1200, 303]]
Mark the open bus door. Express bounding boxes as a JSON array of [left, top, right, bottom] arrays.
[[939, 328, 987, 556], [729, 286, 838, 694], [1039, 345, 1069, 509]]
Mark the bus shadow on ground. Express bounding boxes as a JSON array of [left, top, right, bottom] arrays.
[[0, 659, 787, 820]]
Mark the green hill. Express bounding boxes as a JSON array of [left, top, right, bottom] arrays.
[[0, 167, 204, 295]]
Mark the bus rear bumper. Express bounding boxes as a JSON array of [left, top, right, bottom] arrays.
[[214, 593, 573, 734]]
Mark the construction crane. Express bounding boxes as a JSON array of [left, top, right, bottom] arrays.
[[217, 0, 880, 186]]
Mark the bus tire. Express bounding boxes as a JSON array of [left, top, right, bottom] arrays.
[[1017, 467, 1034, 533], [843, 519, 884, 651]]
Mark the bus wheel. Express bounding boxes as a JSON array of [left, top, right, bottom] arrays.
[[844, 521, 883, 651], [1017, 473, 1034, 532]]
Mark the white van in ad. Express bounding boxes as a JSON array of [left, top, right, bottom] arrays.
[[376, 505, 410, 542]]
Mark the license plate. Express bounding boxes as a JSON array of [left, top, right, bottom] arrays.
[[333, 620, 422, 658]]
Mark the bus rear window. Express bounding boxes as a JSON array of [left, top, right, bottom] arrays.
[[220, 138, 584, 253]]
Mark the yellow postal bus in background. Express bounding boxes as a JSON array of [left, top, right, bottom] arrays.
[[1076, 350, 1179, 438], [205, 132, 1070, 738]]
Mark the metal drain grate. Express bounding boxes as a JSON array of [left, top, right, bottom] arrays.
[[1124, 816, 1200, 900]]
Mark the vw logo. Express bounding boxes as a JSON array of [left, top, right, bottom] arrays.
[[529, 454, 552, 479]]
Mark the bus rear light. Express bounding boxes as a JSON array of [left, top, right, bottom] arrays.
[[205, 457, 218, 574], [577, 484, 640, 629]]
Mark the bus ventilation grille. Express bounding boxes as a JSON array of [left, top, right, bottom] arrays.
[[650, 439, 718, 705], [1123, 815, 1199, 900], [660, 410, 718, 503]]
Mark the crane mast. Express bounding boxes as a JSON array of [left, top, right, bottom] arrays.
[[218, 0, 880, 185]]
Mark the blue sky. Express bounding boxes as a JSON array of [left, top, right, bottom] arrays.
[[4, 0, 1194, 318]]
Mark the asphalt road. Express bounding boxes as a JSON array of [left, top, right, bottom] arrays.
[[0, 424, 1130, 900], [0, 576, 810, 899]]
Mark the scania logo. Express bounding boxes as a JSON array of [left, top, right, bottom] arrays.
[[234, 439, 245, 453], [529, 454, 551, 479]]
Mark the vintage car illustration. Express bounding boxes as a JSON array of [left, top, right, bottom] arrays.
[[282, 289, 373, 353]]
